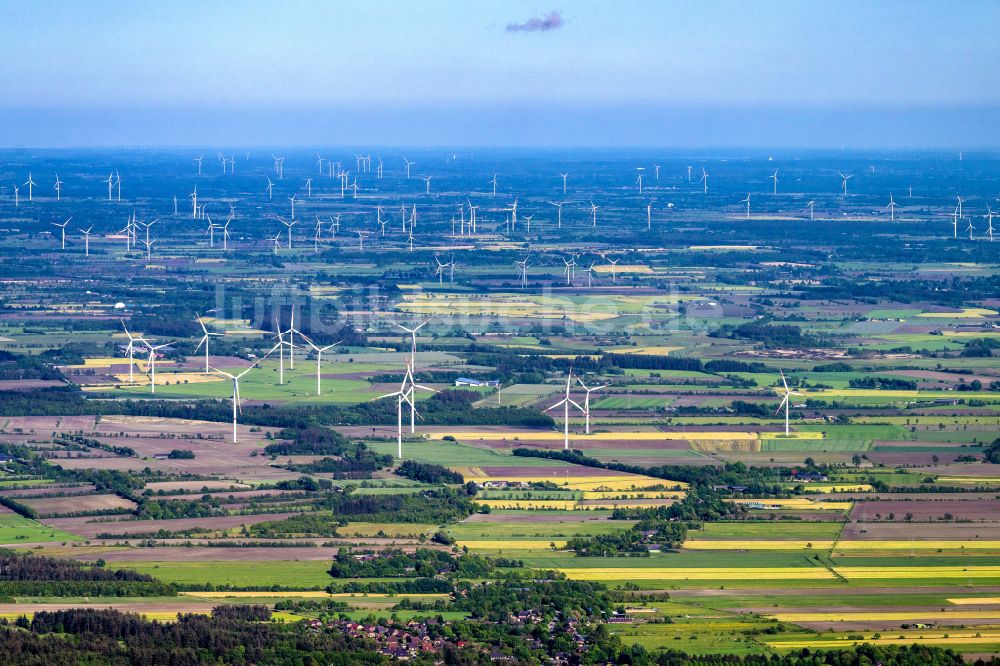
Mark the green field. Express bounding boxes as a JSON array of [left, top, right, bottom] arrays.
[[112, 560, 335, 589], [0, 514, 82, 543]]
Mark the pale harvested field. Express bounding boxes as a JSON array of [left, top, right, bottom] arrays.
[[40, 512, 301, 538], [144, 480, 252, 493], [850, 500, 1000, 522], [20, 494, 137, 516], [840, 522, 1000, 540], [0, 484, 97, 498], [74, 546, 344, 562]]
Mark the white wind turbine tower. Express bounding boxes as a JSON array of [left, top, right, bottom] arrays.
[[966, 217, 975, 240], [395, 320, 428, 372], [653, 164, 661, 180], [172, 196, 177, 215], [403, 157, 415, 178], [23, 173, 36, 201], [52, 217, 71, 249], [770, 169, 778, 195], [316, 154, 325, 174], [356, 230, 367, 252], [288, 194, 297, 220], [775, 371, 804, 436], [986, 206, 996, 242], [144, 342, 171, 394], [53, 174, 63, 201], [605, 256, 620, 284], [546, 371, 585, 450], [741, 194, 751, 219], [957, 195, 964, 220], [221, 217, 232, 250], [577, 377, 607, 434], [190, 184, 198, 219], [589, 201, 598, 227], [303, 178, 312, 197], [585, 261, 595, 288], [559, 172, 568, 195], [839, 172, 853, 195], [951, 207, 959, 239], [120, 320, 143, 384], [104, 173, 115, 201], [490, 174, 498, 196], [194, 314, 223, 373], [515, 257, 530, 288], [270, 232, 282, 255], [646, 200, 654, 230], [423, 176, 432, 194], [351, 179, 359, 198], [281, 218, 297, 248], [12, 185, 19, 207], [115, 170, 121, 202], [79, 225, 94, 257], [686, 165, 693, 182], [549, 201, 564, 228], [636, 168, 644, 194], [265, 177, 274, 200], [522, 214, 533, 233], [301, 335, 339, 396], [376, 370, 417, 459], [886, 193, 898, 221], [807, 200, 816, 221], [209, 352, 273, 443], [377, 157, 383, 179], [194, 155, 203, 175], [562, 257, 576, 285], [700, 168, 709, 194], [313, 217, 323, 252], [141, 238, 155, 260]]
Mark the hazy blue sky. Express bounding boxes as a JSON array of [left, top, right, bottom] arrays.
[[3, 0, 998, 148]]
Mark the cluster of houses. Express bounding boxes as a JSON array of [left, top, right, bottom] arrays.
[[316, 611, 596, 663]]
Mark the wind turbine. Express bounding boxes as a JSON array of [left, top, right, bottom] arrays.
[[775, 371, 804, 436], [141, 237, 155, 260], [741, 193, 751, 219], [52, 217, 71, 249], [490, 174, 498, 196], [270, 232, 282, 254], [559, 172, 568, 195], [686, 165, 693, 182], [194, 314, 223, 373], [646, 200, 654, 230], [144, 342, 171, 394], [636, 168, 644, 194], [376, 369, 417, 459], [300, 335, 339, 395], [700, 168, 709, 194], [839, 172, 854, 195], [79, 225, 94, 257], [209, 351, 273, 443], [120, 320, 142, 384], [194, 155, 203, 175], [12, 185, 19, 207], [395, 320, 428, 372], [562, 257, 576, 285], [546, 371, 585, 450], [653, 164, 661, 180], [281, 218, 297, 249], [403, 157, 415, 178], [514, 257, 530, 288], [605, 256, 620, 284], [423, 176, 432, 194], [23, 173, 36, 201], [104, 173, 115, 201], [577, 377, 607, 434], [886, 193, 898, 221], [986, 205, 995, 242], [966, 217, 975, 240], [433, 256, 449, 284], [585, 261, 595, 288], [951, 207, 959, 239], [53, 174, 63, 201], [549, 201, 564, 228], [770, 169, 778, 195], [807, 200, 816, 221], [303, 178, 312, 197], [265, 177, 274, 200], [288, 194, 297, 220], [589, 201, 598, 227]]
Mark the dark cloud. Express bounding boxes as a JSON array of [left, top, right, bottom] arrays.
[[506, 10, 562, 33]]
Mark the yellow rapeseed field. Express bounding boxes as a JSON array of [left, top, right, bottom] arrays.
[[559, 567, 835, 581], [836, 566, 1000, 579], [766, 632, 1000, 650], [433, 431, 755, 442], [685, 540, 834, 550], [731, 498, 852, 511], [476, 499, 578, 510], [458, 540, 566, 550]]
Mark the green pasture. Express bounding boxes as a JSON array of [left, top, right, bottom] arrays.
[[112, 560, 334, 589], [0, 514, 82, 543]]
